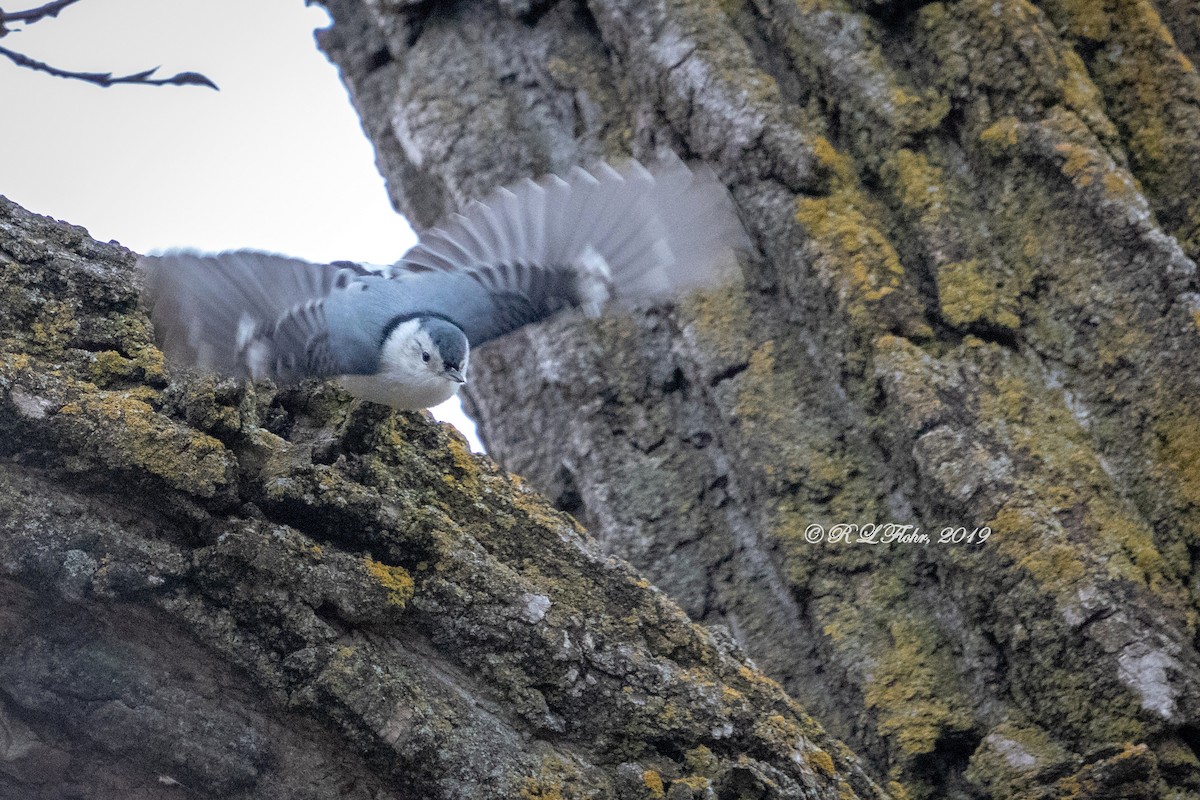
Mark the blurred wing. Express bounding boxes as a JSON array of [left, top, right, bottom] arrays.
[[396, 155, 747, 343], [139, 250, 380, 382]]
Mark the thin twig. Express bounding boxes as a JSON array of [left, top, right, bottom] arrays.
[[0, 0, 84, 25], [0, 43, 217, 88]]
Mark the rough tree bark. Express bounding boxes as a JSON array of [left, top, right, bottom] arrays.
[[314, 0, 1200, 797], [0, 200, 887, 797]]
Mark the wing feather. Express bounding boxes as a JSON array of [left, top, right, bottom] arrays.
[[393, 154, 747, 346], [140, 250, 381, 382]]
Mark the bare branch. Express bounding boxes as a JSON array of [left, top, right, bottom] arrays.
[[0, 0, 215, 91], [0, 0, 84, 25], [0, 44, 218, 89]]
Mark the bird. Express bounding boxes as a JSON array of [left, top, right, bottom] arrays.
[[139, 155, 748, 410]]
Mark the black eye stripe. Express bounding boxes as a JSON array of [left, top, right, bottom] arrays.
[[378, 311, 462, 348]]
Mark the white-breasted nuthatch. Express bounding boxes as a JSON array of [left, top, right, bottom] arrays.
[[139, 156, 747, 409]]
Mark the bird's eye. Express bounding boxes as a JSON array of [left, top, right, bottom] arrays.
[[421, 351, 431, 363]]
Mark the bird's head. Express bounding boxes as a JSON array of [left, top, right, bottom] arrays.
[[419, 316, 469, 385], [379, 315, 469, 390]]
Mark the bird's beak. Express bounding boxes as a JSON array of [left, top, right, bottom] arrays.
[[444, 366, 466, 384]]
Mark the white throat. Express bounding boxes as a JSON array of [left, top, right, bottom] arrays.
[[336, 319, 463, 409]]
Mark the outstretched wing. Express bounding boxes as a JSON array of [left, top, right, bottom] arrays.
[[395, 155, 747, 346], [139, 250, 384, 382]]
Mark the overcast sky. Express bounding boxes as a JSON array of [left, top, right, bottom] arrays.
[[0, 0, 483, 448]]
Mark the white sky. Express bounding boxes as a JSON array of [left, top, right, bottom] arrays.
[[0, 0, 483, 449]]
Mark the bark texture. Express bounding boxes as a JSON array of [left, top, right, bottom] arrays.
[[0, 200, 886, 797], [316, 0, 1200, 797]]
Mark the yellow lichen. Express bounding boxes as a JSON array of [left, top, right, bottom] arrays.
[[89, 350, 133, 379], [1086, 495, 1170, 588], [937, 259, 1021, 329], [362, 557, 415, 607], [508, 480, 586, 536], [1016, 539, 1088, 587], [795, 191, 924, 337], [810, 748, 836, 777], [810, 135, 856, 186], [681, 285, 754, 365], [67, 390, 231, 496], [882, 149, 945, 220], [1100, 170, 1136, 200], [86, 345, 167, 385], [754, 713, 801, 747], [29, 300, 77, 348], [440, 432, 483, 493], [642, 770, 665, 798], [733, 341, 780, 423], [968, 356, 1188, 611], [1153, 410, 1200, 511], [1040, 110, 1140, 203], [3, 352, 32, 372], [684, 745, 718, 776], [979, 117, 1021, 157], [862, 618, 973, 757], [519, 756, 592, 800], [1057, 0, 1112, 41], [670, 775, 711, 792], [1046, 0, 1200, 255], [1055, 141, 1097, 187], [521, 780, 565, 800]]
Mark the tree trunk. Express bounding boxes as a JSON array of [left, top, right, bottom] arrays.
[[316, 0, 1200, 797]]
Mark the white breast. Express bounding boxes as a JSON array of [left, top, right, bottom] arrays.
[[337, 372, 461, 410]]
